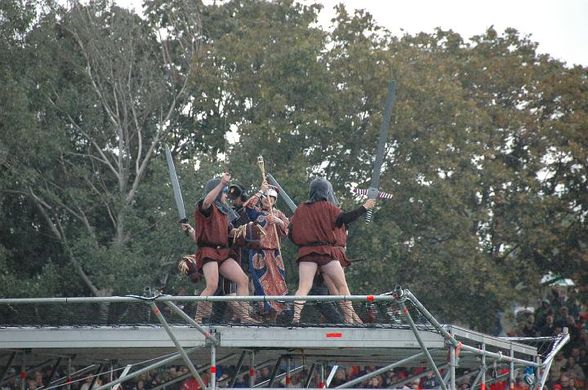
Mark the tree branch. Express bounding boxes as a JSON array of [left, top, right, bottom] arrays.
[[29, 187, 99, 296]]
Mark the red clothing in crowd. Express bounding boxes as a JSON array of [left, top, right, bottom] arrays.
[[180, 374, 210, 390]]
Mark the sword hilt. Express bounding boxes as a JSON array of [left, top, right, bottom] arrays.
[[364, 187, 378, 224], [179, 218, 189, 236], [364, 208, 373, 224]]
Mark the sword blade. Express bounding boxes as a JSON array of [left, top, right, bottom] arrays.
[[267, 173, 297, 214], [365, 80, 396, 224], [164, 144, 187, 222], [369, 80, 396, 191]]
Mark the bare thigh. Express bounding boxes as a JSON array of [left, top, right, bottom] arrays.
[[219, 258, 248, 285], [296, 261, 319, 295], [320, 260, 351, 295], [201, 261, 220, 294], [321, 273, 339, 295]]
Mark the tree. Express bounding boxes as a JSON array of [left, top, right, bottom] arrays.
[[1, 0, 205, 297], [189, 2, 586, 330], [1, 0, 585, 333]]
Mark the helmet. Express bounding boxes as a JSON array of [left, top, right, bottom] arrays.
[[308, 177, 338, 205], [228, 181, 248, 201], [203, 177, 221, 198], [265, 186, 278, 199]]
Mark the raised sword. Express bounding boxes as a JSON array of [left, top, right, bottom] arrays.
[[164, 144, 187, 223], [267, 173, 297, 213], [356, 80, 396, 223]]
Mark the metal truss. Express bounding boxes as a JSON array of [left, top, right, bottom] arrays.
[[0, 289, 569, 389]]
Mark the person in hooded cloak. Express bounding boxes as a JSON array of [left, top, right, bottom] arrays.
[[289, 177, 375, 324]]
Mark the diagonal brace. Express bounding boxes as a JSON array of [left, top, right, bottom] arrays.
[[398, 301, 448, 390], [148, 302, 208, 389]]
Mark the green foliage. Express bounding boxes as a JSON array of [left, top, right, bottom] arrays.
[[0, 0, 585, 332]]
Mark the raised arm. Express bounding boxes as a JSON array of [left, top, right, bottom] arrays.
[[202, 172, 231, 210], [335, 199, 376, 227]]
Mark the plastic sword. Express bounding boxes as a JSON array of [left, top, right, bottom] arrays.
[[358, 80, 396, 223], [267, 173, 297, 213], [164, 144, 187, 224]]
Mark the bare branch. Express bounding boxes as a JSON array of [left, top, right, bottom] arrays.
[[55, 218, 100, 296], [29, 188, 61, 239], [73, 31, 120, 129], [47, 93, 121, 177], [29, 187, 98, 295]]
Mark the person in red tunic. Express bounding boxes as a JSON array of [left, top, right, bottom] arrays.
[[289, 177, 375, 324], [191, 173, 257, 324]]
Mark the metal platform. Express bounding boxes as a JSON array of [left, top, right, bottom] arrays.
[[0, 289, 569, 389], [0, 324, 535, 366]]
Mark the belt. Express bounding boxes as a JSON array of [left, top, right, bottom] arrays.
[[300, 241, 343, 247], [198, 243, 229, 249]]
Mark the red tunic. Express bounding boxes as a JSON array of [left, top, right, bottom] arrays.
[[290, 201, 350, 267], [194, 201, 231, 269]]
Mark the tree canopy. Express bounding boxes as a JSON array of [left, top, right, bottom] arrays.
[[1, 0, 586, 331]]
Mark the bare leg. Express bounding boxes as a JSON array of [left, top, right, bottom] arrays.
[[195, 261, 220, 323], [226, 293, 240, 321], [292, 261, 318, 323], [321, 273, 361, 323], [219, 258, 249, 296], [321, 273, 337, 294], [219, 258, 259, 323], [320, 261, 362, 324]]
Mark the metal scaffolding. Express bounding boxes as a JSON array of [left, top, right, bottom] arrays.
[[0, 289, 568, 389]]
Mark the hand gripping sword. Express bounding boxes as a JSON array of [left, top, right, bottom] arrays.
[[164, 144, 187, 224], [356, 80, 396, 223]]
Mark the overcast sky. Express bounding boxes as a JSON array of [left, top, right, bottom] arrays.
[[307, 0, 588, 66], [117, 0, 588, 66]]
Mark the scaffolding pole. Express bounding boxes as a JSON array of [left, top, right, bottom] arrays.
[[150, 354, 236, 390], [304, 362, 316, 388], [228, 351, 247, 388], [148, 302, 207, 389], [94, 347, 200, 390], [267, 355, 283, 388], [163, 300, 218, 345], [326, 364, 339, 388], [449, 337, 456, 390], [0, 352, 17, 385], [0, 294, 398, 305], [336, 352, 425, 389], [249, 350, 255, 388], [389, 363, 450, 389], [537, 329, 570, 390], [254, 365, 304, 388], [402, 289, 541, 368], [398, 300, 448, 390], [210, 344, 216, 390]]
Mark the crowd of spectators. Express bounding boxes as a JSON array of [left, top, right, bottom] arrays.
[[509, 286, 588, 390], [0, 361, 568, 390], [0, 364, 510, 390]]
